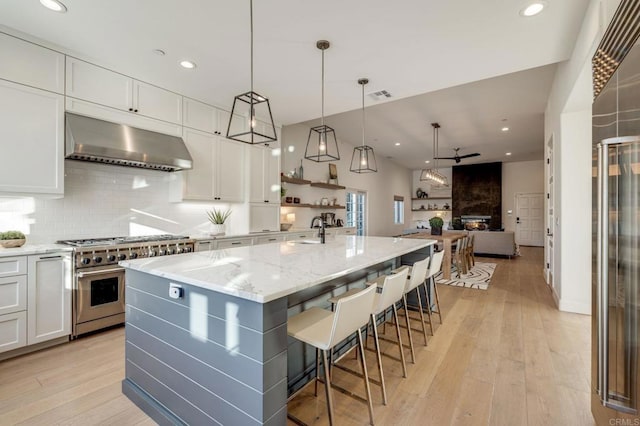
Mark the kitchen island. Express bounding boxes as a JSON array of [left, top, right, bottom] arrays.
[[120, 235, 435, 426]]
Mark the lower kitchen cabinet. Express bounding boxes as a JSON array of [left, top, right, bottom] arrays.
[[0, 311, 27, 353], [249, 203, 280, 233], [27, 253, 71, 345], [0, 252, 71, 355]]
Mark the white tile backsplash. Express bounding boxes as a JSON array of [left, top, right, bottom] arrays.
[[0, 161, 249, 243]]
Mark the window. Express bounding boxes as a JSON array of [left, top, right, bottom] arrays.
[[346, 190, 367, 236], [393, 196, 404, 224]]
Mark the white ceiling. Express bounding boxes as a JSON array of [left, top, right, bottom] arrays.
[[0, 0, 589, 169]]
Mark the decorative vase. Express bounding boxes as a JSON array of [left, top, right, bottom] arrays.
[[430, 227, 442, 236], [0, 238, 26, 248], [210, 224, 226, 236]]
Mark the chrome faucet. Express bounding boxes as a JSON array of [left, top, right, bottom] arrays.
[[310, 216, 326, 243]]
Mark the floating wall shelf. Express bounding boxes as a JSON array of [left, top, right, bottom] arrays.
[[309, 182, 346, 190], [281, 203, 345, 209], [281, 176, 311, 185], [411, 197, 451, 201]]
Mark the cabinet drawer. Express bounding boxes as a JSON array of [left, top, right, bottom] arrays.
[[0, 256, 27, 278], [285, 232, 314, 241], [0, 311, 27, 354], [254, 235, 284, 245], [215, 239, 252, 249], [0, 275, 27, 316], [195, 241, 213, 252]]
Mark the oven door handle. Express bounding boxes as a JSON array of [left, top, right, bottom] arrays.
[[77, 267, 124, 277]]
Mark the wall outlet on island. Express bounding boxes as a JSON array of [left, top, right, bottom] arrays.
[[169, 283, 183, 299]]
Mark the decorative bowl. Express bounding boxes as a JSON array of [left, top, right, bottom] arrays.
[[280, 223, 292, 231], [0, 238, 26, 248]]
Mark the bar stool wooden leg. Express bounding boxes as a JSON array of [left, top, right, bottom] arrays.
[[357, 328, 375, 425], [315, 347, 320, 396], [370, 313, 387, 405], [432, 276, 443, 324], [321, 349, 335, 425], [414, 286, 430, 344], [392, 304, 407, 378], [402, 296, 416, 364]]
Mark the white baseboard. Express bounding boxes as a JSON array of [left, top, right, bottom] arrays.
[[551, 286, 560, 308], [558, 298, 591, 315]]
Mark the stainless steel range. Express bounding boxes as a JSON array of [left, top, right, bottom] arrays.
[[58, 235, 195, 337]]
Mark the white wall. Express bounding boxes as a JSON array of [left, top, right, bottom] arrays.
[[281, 123, 413, 236], [0, 160, 250, 243], [502, 160, 545, 233], [543, 0, 621, 314]]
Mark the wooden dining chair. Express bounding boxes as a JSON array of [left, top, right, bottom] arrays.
[[452, 236, 468, 278], [465, 234, 475, 268]]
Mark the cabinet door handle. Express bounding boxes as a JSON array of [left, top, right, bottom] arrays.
[[128, 108, 133, 112], [231, 242, 242, 245], [134, 109, 138, 113], [39, 255, 63, 260]]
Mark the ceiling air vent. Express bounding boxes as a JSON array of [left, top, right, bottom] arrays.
[[368, 89, 392, 101]]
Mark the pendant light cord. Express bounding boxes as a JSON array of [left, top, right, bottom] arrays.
[[361, 81, 365, 147], [250, 0, 254, 99], [321, 47, 324, 127]]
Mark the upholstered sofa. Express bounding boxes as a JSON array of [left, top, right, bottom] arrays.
[[469, 230, 516, 258]]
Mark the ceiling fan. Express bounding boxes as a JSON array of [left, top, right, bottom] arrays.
[[435, 147, 481, 163]]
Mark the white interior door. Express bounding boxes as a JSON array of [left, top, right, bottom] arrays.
[[516, 193, 544, 246]]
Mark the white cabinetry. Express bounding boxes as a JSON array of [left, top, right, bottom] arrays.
[[27, 253, 71, 345], [66, 57, 182, 125], [0, 32, 64, 93], [249, 145, 281, 203], [215, 238, 253, 249], [0, 257, 27, 353], [253, 234, 285, 245], [249, 204, 280, 233], [181, 128, 245, 202], [0, 79, 64, 196]]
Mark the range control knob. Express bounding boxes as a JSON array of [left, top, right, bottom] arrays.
[[184, 247, 192, 253], [130, 252, 138, 259], [169, 248, 176, 255], [93, 256, 103, 264], [81, 257, 91, 265], [176, 247, 183, 254], [106, 255, 116, 262], [149, 250, 157, 257], [159, 249, 167, 256], [118, 254, 127, 261]]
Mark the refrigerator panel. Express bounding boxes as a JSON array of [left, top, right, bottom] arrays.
[[596, 139, 640, 415]]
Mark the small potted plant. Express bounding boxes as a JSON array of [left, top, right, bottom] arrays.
[[0, 230, 26, 248], [428, 216, 444, 236], [207, 208, 232, 236]]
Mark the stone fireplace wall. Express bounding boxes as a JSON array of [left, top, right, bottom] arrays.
[[452, 162, 502, 229]]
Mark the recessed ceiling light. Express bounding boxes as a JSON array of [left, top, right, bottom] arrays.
[[179, 60, 196, 69], [520, 2, 546, 17], [425, 160, 430, 164], [501, 127, 510, 132], [506, 152, 512, 156], [153, 49, 166, 56], [394, 142, 401, 146], [40, 0, 67, 13]]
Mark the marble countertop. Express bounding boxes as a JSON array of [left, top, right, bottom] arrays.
[[0, 243, 73, 258], [190, 227, 354, 241], [121, 235, 435, 303]]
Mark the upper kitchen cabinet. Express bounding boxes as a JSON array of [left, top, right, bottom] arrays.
[[0, 33, 64, 94], [0, 79, 64, 196], [180, 128, 245, 202], [65, 57, 182, 125], [249, 145, 281, 204]]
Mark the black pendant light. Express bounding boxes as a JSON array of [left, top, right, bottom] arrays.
[[226, 0, 277, 145], [304, 40, 340, 162], [420, 123, 447, 184], [350, 78, 377, 173]]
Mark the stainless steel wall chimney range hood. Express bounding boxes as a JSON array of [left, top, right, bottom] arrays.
[[65, 113, 193, 171]]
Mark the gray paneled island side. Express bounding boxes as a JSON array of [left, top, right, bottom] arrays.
[[119, 235, 435, 425]]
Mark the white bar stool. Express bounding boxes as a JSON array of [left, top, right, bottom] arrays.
[[288, 284, 377, 425], [330, 268, 410, 406], [395, 256, 432, 353], [425, 250, 445, 324]]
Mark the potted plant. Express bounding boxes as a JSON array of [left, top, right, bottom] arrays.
[[207, 208, 232, 236], [428, 216, 444, 236], [0, 230, 26, 248]]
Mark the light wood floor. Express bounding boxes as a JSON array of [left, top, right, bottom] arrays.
[[0, 247, 592, 425]]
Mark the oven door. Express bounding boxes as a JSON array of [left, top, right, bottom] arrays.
[[75, 265, 125, 324]]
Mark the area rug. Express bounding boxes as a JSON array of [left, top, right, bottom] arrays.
[[436, 262, 496, 290]]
